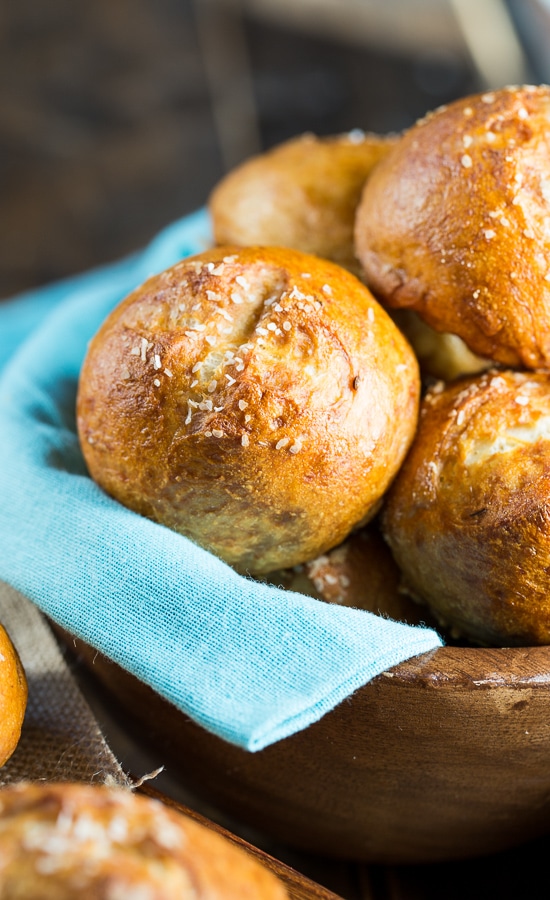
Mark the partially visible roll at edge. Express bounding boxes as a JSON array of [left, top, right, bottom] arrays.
[[0, 624, 27, 769], [0, 781, 289, 898]]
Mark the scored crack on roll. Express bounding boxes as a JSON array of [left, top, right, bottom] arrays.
[[77, 244, 420, 575]]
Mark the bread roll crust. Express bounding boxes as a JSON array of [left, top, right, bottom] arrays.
[[382, 369, 550, 646], [355, 85, 550, 369], [209, 131, 395, 274], [77, 245, 420, 574], [0, 624, 27, 768], [0, 782, 288, 898]]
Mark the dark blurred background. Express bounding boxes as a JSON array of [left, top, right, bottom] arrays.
[[1, 0, 549, 300]]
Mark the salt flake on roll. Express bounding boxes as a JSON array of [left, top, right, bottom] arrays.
[[77, 245, 420, 575]]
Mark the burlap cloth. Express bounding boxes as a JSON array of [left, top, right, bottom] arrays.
[[0, 580, 129, 786]]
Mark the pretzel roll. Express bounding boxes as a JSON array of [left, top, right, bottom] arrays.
[[0, 623, 27, 768], [209, 131, 395, 275], [355, 85, 550, 370], [0, 782, 288, 898], [382, 369, 550, 646], [77, 245, 420, 575]]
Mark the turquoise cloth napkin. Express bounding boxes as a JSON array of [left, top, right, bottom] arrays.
[[0, 209, 443, 752]]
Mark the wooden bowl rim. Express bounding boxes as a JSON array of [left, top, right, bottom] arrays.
[[383, 643, 550, 688]]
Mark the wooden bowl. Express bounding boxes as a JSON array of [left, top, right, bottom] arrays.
[[54, 624, 550, 866]]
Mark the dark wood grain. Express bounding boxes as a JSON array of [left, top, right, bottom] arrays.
[[52, 623, 550, 866]]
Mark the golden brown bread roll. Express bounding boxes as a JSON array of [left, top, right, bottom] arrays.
[[209, 130, 395, 275], [382, 368, 550, 646], [266, 524, 437, 627], [354, 85, 550, 370], [0, 781, 288, 898], [0, 623, 27, 768], [77, 245, 420, 575]]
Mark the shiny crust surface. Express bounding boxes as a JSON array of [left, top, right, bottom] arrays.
[[77, 245, 420, 574], [355, 85, 550, 369], [382, 369, 550, 645], [0, 624, 27, 769], [209, 131, 395, 275], [0, 782, 288, 899]]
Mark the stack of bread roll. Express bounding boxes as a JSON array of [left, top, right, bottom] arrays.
[[77, 84, 550, 648]]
